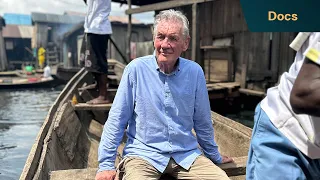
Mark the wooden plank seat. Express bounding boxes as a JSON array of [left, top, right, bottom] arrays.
[[73, 88, 117, 111], [73, 103, 112, 111], [50, 156, 247, 180]]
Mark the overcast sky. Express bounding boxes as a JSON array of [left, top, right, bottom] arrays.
[[0, 0, 154, 24]]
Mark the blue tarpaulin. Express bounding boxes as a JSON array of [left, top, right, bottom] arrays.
[[3, 13, 32, 25]]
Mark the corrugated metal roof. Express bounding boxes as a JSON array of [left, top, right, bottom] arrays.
[[3, 13, 32, 25], [19, 26, 33, 38], [2, 25, 20, 38], [32, 12, 84, 24], [2, 25, 33, 38]]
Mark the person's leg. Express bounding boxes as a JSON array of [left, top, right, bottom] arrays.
[[246, 103, 312, 180], [117, 157, 162, 180], [171, 155, 229, 180], [39, 56, 44, 69], [79, 34, 87, 67], [85, 33, 110, 104], [87, 72, 109, 104]]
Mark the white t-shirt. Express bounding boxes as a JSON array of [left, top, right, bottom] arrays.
[[84, 0, 113, 35], [261, 32, 320, 159], [43, 65, 51, 78]]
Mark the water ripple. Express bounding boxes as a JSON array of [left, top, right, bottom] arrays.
[[0, 87, 61, 179]]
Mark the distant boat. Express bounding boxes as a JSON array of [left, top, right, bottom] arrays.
[[20, 68, 251, 180], [0, 70, 60, 89]]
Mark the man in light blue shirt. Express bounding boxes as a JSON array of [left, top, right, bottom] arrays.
[[95, 9, 232, 180]]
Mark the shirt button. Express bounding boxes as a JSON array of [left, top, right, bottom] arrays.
[[165, 111, 168, 114]]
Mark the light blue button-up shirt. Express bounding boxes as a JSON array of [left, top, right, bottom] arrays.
[[98, 55, 222, 173]]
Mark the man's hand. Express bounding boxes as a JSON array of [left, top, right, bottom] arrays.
[[221, 155, 233, 164], [95, 170, 117, 180]]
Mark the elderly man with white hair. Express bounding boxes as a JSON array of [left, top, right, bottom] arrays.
[[95, 9, 232, 180]]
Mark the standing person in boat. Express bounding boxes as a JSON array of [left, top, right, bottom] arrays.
[[246, 32, 320, 180], [81, 0, 112, 104], [38, 44, 46, 69], [95, 9, 233, 180]]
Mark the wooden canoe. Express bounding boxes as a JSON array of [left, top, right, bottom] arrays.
[[0, 69, 61, 89], [0, 76, 60, 89], [20, 68, 252, 180], [56, 59, 126, 86]]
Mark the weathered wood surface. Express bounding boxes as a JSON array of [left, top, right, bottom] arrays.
[[0, 71, 19, 76], [239, 88, 266, 97], [108, 59, 125, 84], [74, 103, 112, 111], [205, 59, 229, 82], [212, 111, 252, 158], [50, 156, 247, 180], [207, 82, 240, 91], [206, 82, 241, 99], [20, 68, 91, 180], [219, 156, 247, 177], [53, 102, 82, 162], [77, 89, 113, 123]]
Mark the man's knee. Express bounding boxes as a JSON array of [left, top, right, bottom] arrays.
[[187, 155, 229, 180], [119, 157, 161, 180]]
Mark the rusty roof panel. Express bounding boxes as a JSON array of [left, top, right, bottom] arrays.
[[2, 25, 20, 38], [2, 25, 33, 38]]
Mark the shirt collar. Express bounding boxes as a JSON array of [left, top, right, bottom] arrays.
[[152, 51, 181, 76]]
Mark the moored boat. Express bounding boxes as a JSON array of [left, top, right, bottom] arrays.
[[0, 73, 60, 89], [20, 67, 252, 180], [0, 67, 61, 89]]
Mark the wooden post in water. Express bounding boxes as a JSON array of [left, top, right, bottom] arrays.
[[0, 16, 8, 71], [240, 63, 247, 88], [127, 0, 132, 62], [191, 3, 201, 66], [63, 41, 69, 68]]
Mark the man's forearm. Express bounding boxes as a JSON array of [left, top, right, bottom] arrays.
[[290, 59, 320, 116]]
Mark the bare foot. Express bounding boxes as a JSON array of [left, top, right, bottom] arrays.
[[86, 96, 111, 104]]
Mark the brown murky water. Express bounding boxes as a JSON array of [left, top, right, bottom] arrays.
[[0, 87, 62, 180]]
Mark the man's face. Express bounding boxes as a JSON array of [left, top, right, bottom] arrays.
[[154, 20, 190, 64]]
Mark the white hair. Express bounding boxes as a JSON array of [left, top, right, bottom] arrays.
[[153, 9, 190, 39]]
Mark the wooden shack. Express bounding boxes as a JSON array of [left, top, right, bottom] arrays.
[[31, 12, 84, 48], [2, 25, 34, 69], [119, 0, 297, 97], [62, 15, 153, 67], [31, 12, 84, 67]]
